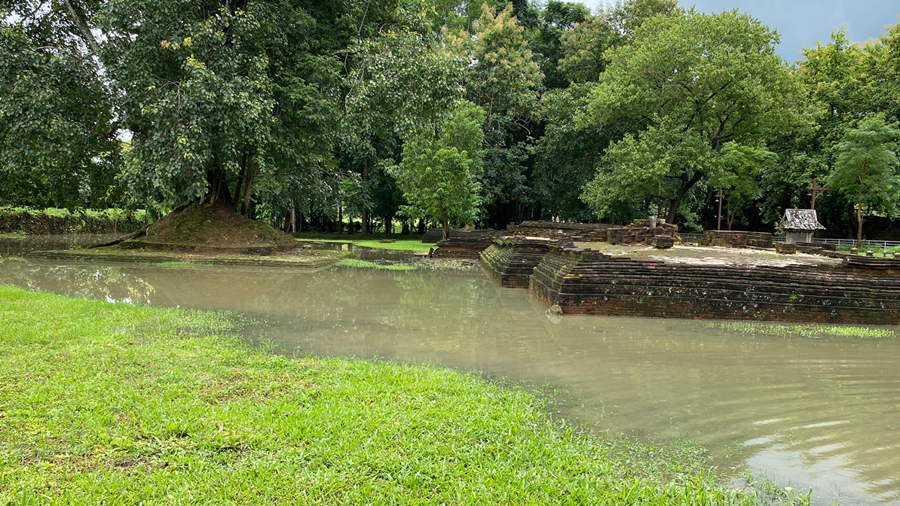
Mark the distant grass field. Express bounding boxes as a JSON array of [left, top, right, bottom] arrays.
[[0, 286, 809, 505]]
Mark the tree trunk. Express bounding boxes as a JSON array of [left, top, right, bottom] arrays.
[[441, 218, 450, 241], [290, 200, 296, 233], [666, 171, 703, 225], [402, 220, 410, 235], [240, 158, 255, 216], [240, 174, 253, 216], [417, 219, 426, 235], [727, 198, 733, 231], [206, 167, 234, 207], [361, 159, 370, 236], [857, 199, 864, 248], [233, 155, 247, 212], [338, 205, 343, 235]]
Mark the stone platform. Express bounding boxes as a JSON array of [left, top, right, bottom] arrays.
[[528, 247, 900, 324], [432, 231, 501, 259], [480, 239, 900, 324], [510, 221, 611, 242]]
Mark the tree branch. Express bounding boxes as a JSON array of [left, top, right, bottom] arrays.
[[61, 0, 101, 57]]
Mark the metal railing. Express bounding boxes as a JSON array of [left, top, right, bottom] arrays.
[[680, 233, 704, 243], [680, 233, 899, 251], [680, 232, 786, 243], [813, 238, 900, 250]]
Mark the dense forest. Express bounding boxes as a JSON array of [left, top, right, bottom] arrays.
[[2, 0, 899, 239]]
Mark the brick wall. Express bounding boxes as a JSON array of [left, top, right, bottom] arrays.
[[607, 221, 681, 246], [527, 247, 900, 325], [512, 221, 610, 242], [701, 231, 773, 248]]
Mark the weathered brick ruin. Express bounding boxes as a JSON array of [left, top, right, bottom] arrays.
[[607, 220, 681, 246], [422, 229, 499, 243], [481, 239, 900, 324], [432, 219, 678, 258], [701, 231, 774, 248], [431, 231, 502, 259], [480, 237, 557, 288], [527, 246, 900, 324], [511, 221, 611, 242]]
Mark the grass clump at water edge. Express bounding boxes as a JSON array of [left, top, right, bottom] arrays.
[[0, 285, 809, 505], [157, 261, 214, 268], [336, 258, 417, 271], [707, 321, 896, 339]]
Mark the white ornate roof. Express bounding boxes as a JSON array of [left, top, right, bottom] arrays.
[[779, 209, 825, 231]]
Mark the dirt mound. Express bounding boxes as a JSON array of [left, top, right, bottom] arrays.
[[138, 205, 296, 254]]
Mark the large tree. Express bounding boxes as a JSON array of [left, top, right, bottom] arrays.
[[341, 22, 465, 235], [447, 3, 543, 226], [0, 1, 119, 209], [827, 114, 900, 246], [580, 9, 806, 225], [393, 101, 486, 240]]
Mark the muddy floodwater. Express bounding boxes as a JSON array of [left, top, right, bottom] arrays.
[[1, 257, 899, 505]]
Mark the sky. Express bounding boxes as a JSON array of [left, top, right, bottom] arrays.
[[591, 0, 900, 64]]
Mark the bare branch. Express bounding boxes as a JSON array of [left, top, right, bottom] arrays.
[[61, 0, 101, 57]]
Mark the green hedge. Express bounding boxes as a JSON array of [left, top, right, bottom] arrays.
[[0, 207, 148, 235]]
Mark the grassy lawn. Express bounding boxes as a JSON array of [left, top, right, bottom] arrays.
[[0, 286, 808, 505], [295, 233, 436, 253]]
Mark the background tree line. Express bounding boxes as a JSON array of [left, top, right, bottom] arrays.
[[2, 0, 899, 240]]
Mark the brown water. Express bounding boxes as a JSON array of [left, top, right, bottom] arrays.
[[1, 257, 899, 506], [0, 234, 125, 255]]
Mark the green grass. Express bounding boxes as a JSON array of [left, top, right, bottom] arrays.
[[0, 285, 809, 505], [335, 258, 417, 271], [295, 233, 436, 253], [707, 321, 896, 339], [835, 244, 900, 257]]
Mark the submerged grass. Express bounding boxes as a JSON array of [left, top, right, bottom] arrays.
[[157, 261, 214, 268], [335, 258, 417, 271], [707, 321, 896, 339], [0, 285, 808, 505], [295, 234, 436, 253]]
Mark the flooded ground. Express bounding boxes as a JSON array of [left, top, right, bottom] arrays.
[[0, 233, 126, 256], [1, 256, 898, 505]]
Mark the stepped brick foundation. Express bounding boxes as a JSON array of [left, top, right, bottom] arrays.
[[432, 231, 501, 259], [527, 246, 900, 324], [480, 237, 556, 288]]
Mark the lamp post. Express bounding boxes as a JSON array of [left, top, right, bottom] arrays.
[[808, 178, 831, 210]]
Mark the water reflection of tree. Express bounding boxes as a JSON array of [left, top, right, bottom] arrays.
[[0, 259, 155, 304]]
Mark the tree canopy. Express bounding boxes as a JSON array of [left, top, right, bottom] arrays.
[[580, 8, 806, 225], [827, 114, 900, 245], [2, 0, 900, 239]]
